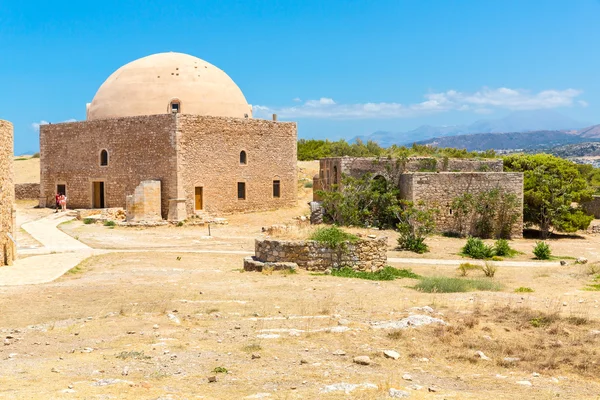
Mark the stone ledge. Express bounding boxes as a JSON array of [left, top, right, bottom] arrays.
[[243, 256, 298, 272]]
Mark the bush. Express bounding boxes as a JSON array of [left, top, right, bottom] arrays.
[[330, 266, 420, 281], [83, 218, 94, 225], [493, 239, 514, 257], [103, 220, 116, 227], [414, 276, 502, 293], [304, 181, 313, 188], [533, 241, 551, 260], [515, 287, 534, 293], [462, 237, 495, 259], [32, 152, 40, 158], [481, 261, 497, 277], [396, 201, 437, 254], [458, 263, 481, 276], [309, 226, 358, 249]]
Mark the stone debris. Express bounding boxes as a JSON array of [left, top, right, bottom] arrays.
[[532, 372, 540, 377], [122, 366, 129, 376], [167, 313, 181, 324], [503, 357, 521, 363], [320, 383, 378, 394], [576, 257, 588, 264], [92, 379, 133, 387], [389, 388, 410, 398], [208, 376, 217, 383], [332, 349, 346, 356], [353, 356, 371, 365], [408, 306, 434, 314], [244, 393, 272, 399], [81, 347, 94, 353], [371, 315, 447, 330], [383, 350, 400, 360], [153, 324, 159, 330], [475, 351, 490, 360], [256, 334, 280, 339], [402, 374, 412, 381], [251, 354, 261, 359], [516, 380, 532, 386]]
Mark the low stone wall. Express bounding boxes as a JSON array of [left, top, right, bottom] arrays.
[[248, 236, 387, 271], [15, 183, 40, 200], [583, 196, 600, 219]]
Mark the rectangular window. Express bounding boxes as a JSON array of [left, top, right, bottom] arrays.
[[237, 182, 246, 200], [273, 180, 280, 198]]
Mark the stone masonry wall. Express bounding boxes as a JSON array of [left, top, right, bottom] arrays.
[[404, 172, 524, 237], [583, 196, 600, 219], [0, 120, 16, 266], [126, 180, 162, 222], [15, 183, 40, 200], [253, 237, 387, 271], [177, 115, 297, 215], [40, 114, 178, 218]]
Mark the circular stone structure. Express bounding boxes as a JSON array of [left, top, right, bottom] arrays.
[[87, 52, 252, 120]]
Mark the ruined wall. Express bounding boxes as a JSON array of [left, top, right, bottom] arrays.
[[126, 180, 162, 222], [177, 115, 297, 215], [15, 183, 40, 200], [252, 237, 387, 271], [404, 172, 524, 237], [40, 115, 178, 218], [583, 196, 600, 219], [318, 156, 503, 191], [0, 120, 16, 265]]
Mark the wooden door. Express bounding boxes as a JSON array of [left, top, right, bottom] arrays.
[[93, 182, 105, 208], [194, 187, 203, 210]]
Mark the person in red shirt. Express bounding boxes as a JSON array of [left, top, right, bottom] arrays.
[[55, 193, 60, 213]]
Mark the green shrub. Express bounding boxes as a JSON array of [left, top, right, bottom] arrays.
[[461, 237, 495, 259], [83, 218, 94, 225], [103, 220, 116, 227], [493, 239, 515, 257], [32, 152, 40, 159], [309, 226, 358, 249], [515, 287, 534, 293], [212, 366, 228, 373], [481, 261, 497, 277], [457, 263, 480, 276], [330, 266, 420, 281], [396, 201, 437, 254], [414, 276, 502, 293], [304, 181, 313, 188], [533, 241, 551, 260]]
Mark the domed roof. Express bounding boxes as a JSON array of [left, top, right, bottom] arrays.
[[87, 52, 252, 120]]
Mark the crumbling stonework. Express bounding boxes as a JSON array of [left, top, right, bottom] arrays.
[[0, 120, 16, 266], [40, 114, 297, 219], [15, 183, 40, 200], [583, 196, 600, 219], [126, 180, 162, 222], [248, 237, 387, 272]]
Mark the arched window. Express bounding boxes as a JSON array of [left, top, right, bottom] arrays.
[[100, 149, 108, 166], [240, 150, 247, 165], [333, 166, 338, 185], [169, 99, 181, 113]]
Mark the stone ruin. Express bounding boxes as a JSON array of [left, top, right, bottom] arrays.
[[0, 120, 16, 266], [126, 180, 162, 222]]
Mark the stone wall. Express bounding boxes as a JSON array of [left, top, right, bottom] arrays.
[[251, 237, 387, 271], [40, 114, 178, 218], [15, 183, 40, 200], [177, 115, 297, 215], [403, 172, 524, 237], [126, 180, 162, 222], [583, 196, 600, 219], [0, 120, 16, 266]]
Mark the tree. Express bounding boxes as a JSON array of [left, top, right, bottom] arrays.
[[396, 201, 438, 253], [503, 154, 594, 238]]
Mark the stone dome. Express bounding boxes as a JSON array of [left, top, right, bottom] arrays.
[[87, 52, 252, 120]]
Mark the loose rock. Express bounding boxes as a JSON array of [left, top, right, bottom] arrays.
[[383, 350, 400, 360], [353, 356, 371, 365], [389, 388, 410, 398]]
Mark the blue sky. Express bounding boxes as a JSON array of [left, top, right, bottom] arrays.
[[1, 0, 599, 154]]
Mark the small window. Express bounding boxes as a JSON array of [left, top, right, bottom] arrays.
[[170, 100, 181, 113], [240, 150, 247, 165], [333, 166, 338, 185], [273, 180, 281, 198], [100, 150, 108, 166], [237, 182, 246, 200]]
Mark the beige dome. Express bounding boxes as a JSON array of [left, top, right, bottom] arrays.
[[87, 52, 252, 120]]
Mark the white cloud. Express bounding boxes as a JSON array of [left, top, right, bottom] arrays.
[[31, 118, 77, 132], [254, 87, 585, 119], [292, 97, 302, 102]]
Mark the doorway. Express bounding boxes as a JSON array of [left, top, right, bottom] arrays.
[[92, 181, 105, 208], [56, 184, 66, 196], [194, 187, 203, 211]]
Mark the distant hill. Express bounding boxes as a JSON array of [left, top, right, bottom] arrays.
[[550, 141, 600, 158], [355, 110, 589, 147], [578, 124, 600, 139]]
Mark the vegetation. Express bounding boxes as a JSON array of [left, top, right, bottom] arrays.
[[309, 226, 359, 248], [104, 220, 116, 227], [461, 237, 495, 259], [330, 266, 420, 281], [83, 218, 95, 225], [451, 189, 520, 238], [515, 287, 534, 293], [533, 241, 552, 260], [481, 261, 497, 277], [116, 351, 151, 360], [457, 263, 481, 276], [396, 201, 438, 254], [32, 152, 40, 158], [297, 140, 496, 161], [414, 276, 502, 293], [493, 239, 516, 257], [212, 367, 228, 374], [504, 153, 594, 238]]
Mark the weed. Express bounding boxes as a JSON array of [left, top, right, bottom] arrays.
[[387, 330, 404, 340], [309, 226, 359, 248], [414, 276, 502, 293], [304, 181, 313, 188], [212, 366, 228, 373], [585, 262, 600, 275], [104, 220, 116, 227], [514, 287, 534, 293], [83, 218, 94, 224], [116, 351, 151, 360], [457, 263, 480, 277], [491, 256, 503, 261], [242, 344, 262, 352], [461, 237, 495, 259], [330, 266, 420, 281], [66, 265, 83, 275], [177, 221, 185, 227], [32, 152, 40, 158], [494, 239, 516, 257], [481, 261, 497, 277], [533, 241, 551, 260], [206, 308, 219, 314]]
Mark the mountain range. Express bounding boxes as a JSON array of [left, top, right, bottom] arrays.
[[355, 110, 596, 150]]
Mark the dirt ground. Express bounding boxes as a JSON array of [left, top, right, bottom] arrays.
[[2, 160, 600, 399]]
